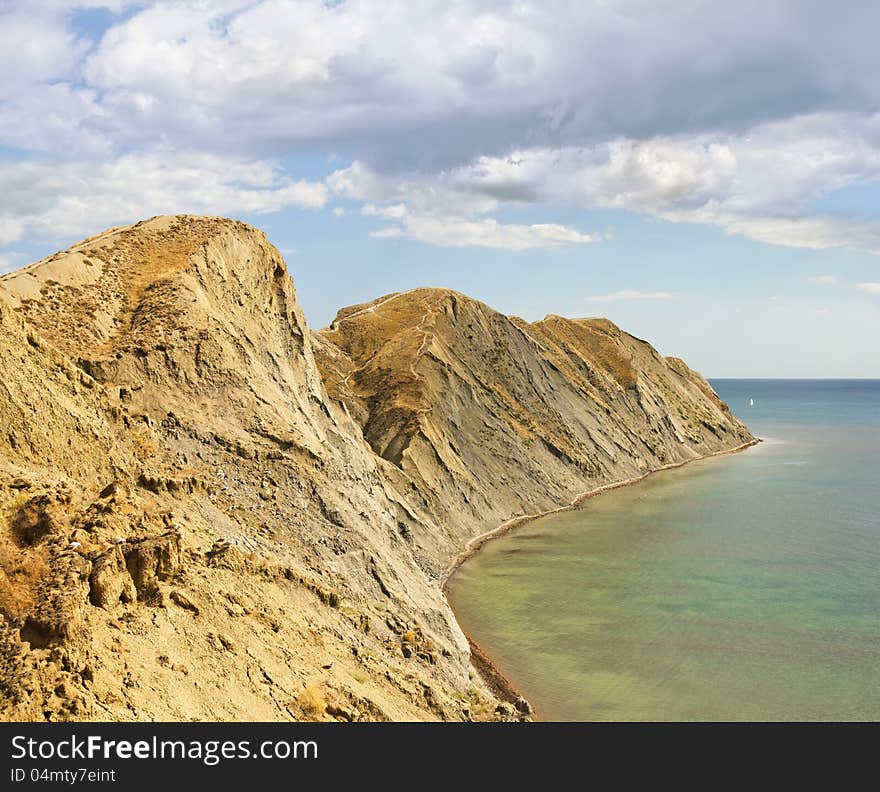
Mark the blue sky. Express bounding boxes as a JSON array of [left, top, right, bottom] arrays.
[[1, 1, 879, 377]]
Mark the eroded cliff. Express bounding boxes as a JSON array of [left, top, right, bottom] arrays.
[[0, 217, 753, 722], [316, 288, 753, 568]]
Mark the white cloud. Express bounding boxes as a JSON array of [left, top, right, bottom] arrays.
[[0, 150, 327, 245], [325, 123, 880, 253], [586, 290, 674, 303], [440, 114, 880, 253], [74, 0, 555, 154], [362, 203, 408, 220], [3, 2, 880, 257], [369, 227, 403, 240], [371, 215, 594, 250], [0, 3, 140, 154], [409, 217, 594, 250], [807, 275, 839, 285], [329, 161, 499, 217], [7, 1, 873, 160], [857, 282, 880, 294], [0, 7, 89, 93], [332, 161, 596, 249], [333, 110, 877, 254], [682, 211, 880, 254], [1, 0, 878, 167], [21, 1, 135, 9]]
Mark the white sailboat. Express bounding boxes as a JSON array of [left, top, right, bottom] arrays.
[[749, 398, 755, 407]]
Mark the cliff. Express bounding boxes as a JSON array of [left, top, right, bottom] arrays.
[[316, 288, 753, 567], [0, 217, 753, 722]]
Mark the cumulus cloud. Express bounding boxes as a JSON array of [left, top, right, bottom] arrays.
[[333, 162, 596, 249], [0, 10, 83, 92], [0, 151, 327, 245], [323, 122, 880, 252], [362, 203, 408, 220], [328, 161, 499, 218], [3, 1, 874, 160], [376, 113, 880, 252], [680, 211, 880, 253], [0, 1, 878, 162], [369, 215, 595, 250], [586, 290, 674, 303], [857, 282, 880, 294], [430, 115, 880, 252], [3, 2, 880, 254], [0, 2, 140, 155]]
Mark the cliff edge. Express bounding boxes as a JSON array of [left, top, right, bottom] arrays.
[[316, 288, 753, 567], [0, 218, 753, 722]]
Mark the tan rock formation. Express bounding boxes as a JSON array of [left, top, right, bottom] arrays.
[[0, 216, 753, 722], [316, 288, 753, 567]]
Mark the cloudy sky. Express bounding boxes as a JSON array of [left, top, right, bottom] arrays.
[[1, 0, 879, 376]]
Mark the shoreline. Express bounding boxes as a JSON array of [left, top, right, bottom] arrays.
[[442, 436, 762, 716]]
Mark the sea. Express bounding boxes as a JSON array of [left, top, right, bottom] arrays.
[[446, 380, 880, 721]]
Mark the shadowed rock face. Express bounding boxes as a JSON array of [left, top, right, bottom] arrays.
[[0, 217, 752, 723]]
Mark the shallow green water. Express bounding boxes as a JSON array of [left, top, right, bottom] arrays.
[[447, 380, 880, 721]]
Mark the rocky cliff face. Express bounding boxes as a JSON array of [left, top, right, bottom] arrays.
[[0, 216, 753, 722], [316, 288, 753, 567]]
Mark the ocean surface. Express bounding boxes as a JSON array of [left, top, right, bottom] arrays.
[[446, 380, 880, 721]]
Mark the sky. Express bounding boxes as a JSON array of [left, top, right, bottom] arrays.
[[1, 1, 879, 377]]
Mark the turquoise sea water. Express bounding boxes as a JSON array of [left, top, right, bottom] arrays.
[[446, 380, 880, 721]]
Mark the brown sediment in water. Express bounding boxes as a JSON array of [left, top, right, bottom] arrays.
[[442, 437, 762, 716], [463, 628, 523, 705]]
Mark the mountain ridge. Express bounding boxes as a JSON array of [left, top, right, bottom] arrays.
[[315, 285, 753, 567], [0, 215, 754, 722]]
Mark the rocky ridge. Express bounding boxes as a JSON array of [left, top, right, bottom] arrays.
[[315, 287, 753, 568], [0, 216, 753, 722]]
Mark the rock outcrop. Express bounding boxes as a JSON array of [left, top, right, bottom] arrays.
[[0, 216, 753, 722], [316, 288, 753, 565]]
